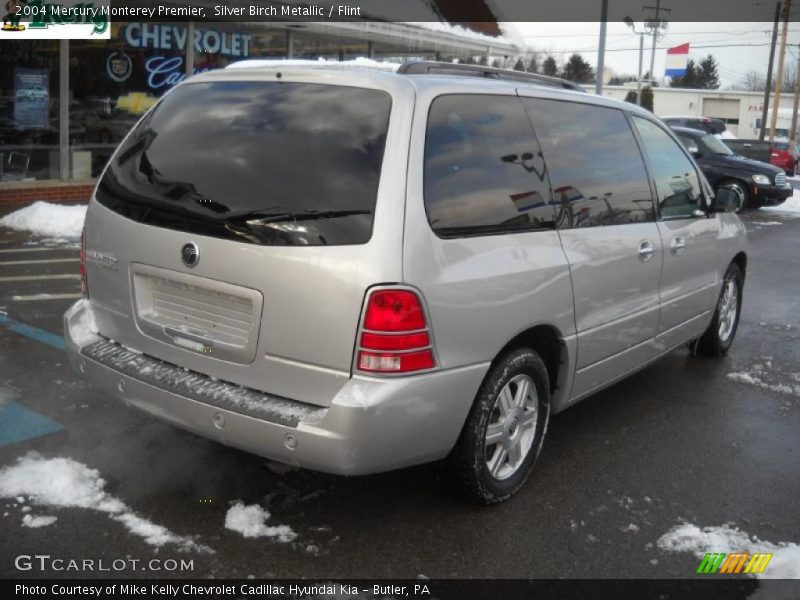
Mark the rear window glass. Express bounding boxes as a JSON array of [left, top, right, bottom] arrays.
[[96, 81, 392, 246]]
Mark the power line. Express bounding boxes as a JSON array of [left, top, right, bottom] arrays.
[[538, 42, 776, 54]]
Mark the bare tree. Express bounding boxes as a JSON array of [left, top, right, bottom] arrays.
[[739, 70, 766, 91], [782, 63, 797, 93]]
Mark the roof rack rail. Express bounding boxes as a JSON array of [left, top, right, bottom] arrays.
[[397, 61, 586, 93]]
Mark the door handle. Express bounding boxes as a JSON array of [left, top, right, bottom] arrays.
[[670, 236, 686, 255], [638, 240, 655, 262]]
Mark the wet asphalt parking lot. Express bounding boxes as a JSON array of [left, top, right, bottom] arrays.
[[0, 206, 798, 581]]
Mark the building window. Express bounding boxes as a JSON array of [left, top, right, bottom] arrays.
[[0, 41, 60, 181]]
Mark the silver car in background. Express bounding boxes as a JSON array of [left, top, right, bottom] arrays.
[[64, 62, 747, 503]]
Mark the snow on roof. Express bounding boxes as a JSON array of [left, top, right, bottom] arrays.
[[226, 57, 401, 71], [406, 21, 522, 48]]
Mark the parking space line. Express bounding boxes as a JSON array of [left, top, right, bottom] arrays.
[[0, 258, 79, 266], [0, 274, 80, 282], [0, 402, 63, 447], [0, 247, 78, 254], [11, 293, 83, 301], [0, 314, 65, 350]]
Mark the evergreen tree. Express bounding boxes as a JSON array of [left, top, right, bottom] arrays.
[[641, 86, 654, 111], [526, 54, 539, 74], [625, 85, 653, 112], [513, 58, 526, 72], [542, 55, 558, 77], [624, 87, 654, 111], [669, 59, 699, 88], [560, 53, 595, 83], [697, 54, 721, 89]]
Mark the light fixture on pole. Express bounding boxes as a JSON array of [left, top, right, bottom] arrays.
[[624, 17, 645, 107]]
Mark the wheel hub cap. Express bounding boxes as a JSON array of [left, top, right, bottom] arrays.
[[717, 279, 738, 342], [484, 374, 539, 481]]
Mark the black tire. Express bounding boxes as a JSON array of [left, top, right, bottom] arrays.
[[445, 347, 550, 504], [694, 263, 743, 357], [718, 180, 750, 212]]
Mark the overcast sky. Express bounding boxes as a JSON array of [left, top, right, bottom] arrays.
[[514, 22, 800, 88]]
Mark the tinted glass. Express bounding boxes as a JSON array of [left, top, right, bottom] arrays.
[[677, 134, 700, 154], [701, 134, 733, 156], [96, 82, 391, 246], [423, 95, 554, 237], [632, 117, 703, 219], [521, 99, 654, 228]]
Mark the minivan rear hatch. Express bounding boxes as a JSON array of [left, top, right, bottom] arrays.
[[85, 72, 409, 407]]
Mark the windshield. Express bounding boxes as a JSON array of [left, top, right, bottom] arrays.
[[96, 81, 392, 246], [701, 134, 733, 156]]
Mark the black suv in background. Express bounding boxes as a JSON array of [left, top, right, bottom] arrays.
[[671, 126, 792, 210], [662, 116, 726, 135]]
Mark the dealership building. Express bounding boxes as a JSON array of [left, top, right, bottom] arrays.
[[0, 19, 520, 204]]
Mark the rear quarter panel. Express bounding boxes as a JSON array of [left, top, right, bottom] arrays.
[[402, 81, 576, 411]]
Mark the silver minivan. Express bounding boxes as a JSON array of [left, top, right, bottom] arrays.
[[64, 62, 747, 503]]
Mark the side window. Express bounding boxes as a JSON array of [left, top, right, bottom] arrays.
[[521, 99, 655, 229], [632, 117, 703, 219], [423, 95, 554, 237], [677, 134, 700, 155]]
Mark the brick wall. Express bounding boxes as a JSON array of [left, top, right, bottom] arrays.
[[0, 182, 94, 206]]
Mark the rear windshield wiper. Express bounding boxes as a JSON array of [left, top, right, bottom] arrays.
[[228, 209, 370, 224]]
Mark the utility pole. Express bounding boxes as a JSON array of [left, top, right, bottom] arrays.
[[761, 2, 782, 140], [624, 17, 646, 106], [643, 0, 671, 86], [596, 0, 609, 95], [790, 45, 800, 145], [770, 0, 792, 143], [637, 33, 645, 105]]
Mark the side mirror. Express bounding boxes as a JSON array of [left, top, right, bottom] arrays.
[[712, 187, 741, 213], [691, 150, 703, 159]]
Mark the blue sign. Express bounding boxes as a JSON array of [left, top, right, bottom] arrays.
[[13, 68, 49, 129]]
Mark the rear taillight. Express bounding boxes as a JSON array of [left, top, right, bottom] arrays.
[[79, 228, 88, 297], [357, 289, 435, 374]]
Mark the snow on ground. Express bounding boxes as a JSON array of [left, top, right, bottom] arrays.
[[0, 453, 213, 553], [727, 359, 800, 398], [0, 201, 86, 238], [224, 501, 297, 542], [22, 514, 57, 528], [762, 188, 800, 216], [658, 523, 800, 579]]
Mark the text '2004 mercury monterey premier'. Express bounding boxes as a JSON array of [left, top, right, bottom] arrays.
[[64, 61, 747, 503]]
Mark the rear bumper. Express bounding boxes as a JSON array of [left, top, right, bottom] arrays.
[[64, 301, 488, 475]]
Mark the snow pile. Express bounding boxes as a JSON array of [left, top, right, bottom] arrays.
[[69, 299, 100, 347], [658, 523, 800, 579], [22, 514, 57, 528], [762, 189, 800, 216], [224, 501, 297, 542], [0, 453, 212, 553], [0, 201, 86, 238]]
